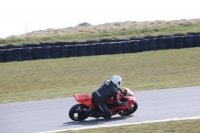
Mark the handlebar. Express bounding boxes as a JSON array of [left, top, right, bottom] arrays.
[[121, 93, 125, 98], [117, 87, 123, 92], [118, 88, 127, 100]]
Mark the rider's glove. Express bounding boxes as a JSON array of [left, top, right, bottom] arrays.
[[121, 101, 127, 106], [121, 92, 126, 99], [121, 93, 125, 98]]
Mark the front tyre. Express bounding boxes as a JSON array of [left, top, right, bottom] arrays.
[[69, 104, 89, 121], [119, 102, 138, 116]]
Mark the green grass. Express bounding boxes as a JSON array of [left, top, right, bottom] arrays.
[[58, 119, 200, 133], [0, 47, 200, 103], [0, 18, 200, 46]]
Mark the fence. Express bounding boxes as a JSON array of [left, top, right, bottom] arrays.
[[0, 33, 200, 63]]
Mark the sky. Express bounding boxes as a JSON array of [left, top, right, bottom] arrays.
[[0, 0, 200, 38]]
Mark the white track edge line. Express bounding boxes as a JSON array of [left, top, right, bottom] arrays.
[[37, 116, 200, 133]]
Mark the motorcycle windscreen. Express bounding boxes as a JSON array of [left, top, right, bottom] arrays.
[[124, 88, 136, 102], [74, 94, 94, 108], [125, 88, 134, 96]]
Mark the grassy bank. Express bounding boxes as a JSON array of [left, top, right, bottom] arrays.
[[0, 47, 200, 103], [58, 119, 200, 133], [0, 18, 200, 46]]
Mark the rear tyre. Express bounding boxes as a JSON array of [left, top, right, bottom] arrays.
[[69, 104, 89, 121], [118, 102, 138, 116]]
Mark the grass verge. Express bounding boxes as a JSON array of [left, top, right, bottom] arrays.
[[0, 48, 200, 103], [58, 119, 200, 133]]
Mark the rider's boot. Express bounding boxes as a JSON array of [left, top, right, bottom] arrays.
[[95, 111, 111, 119], [90, 110, 111, 119], [90, 110, 100, 118]]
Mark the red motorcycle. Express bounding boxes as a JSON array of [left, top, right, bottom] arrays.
[[69, 88, 138, 121]]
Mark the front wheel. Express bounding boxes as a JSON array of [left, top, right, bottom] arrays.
[[69, 104, 89, 121], [118, 102, 138, 116]]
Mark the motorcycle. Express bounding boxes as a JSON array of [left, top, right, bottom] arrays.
[[69, 88, 138, 121]]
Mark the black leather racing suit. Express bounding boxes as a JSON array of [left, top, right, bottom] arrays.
[[91, 80, 123, 118]]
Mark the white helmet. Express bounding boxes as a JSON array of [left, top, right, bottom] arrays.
[[110, 75, 122, 88]]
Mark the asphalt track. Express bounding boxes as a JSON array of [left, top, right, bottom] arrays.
[[0, 86, 200, 133]]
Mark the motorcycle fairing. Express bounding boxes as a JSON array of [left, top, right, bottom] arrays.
[[74, 94, 94, 108]]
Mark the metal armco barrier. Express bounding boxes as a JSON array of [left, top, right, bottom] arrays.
[[0, 34, 200, 63]]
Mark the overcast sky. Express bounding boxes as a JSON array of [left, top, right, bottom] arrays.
[[0, 0, 200, 38]]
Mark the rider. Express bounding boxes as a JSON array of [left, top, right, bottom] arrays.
[[91, 75, 126, 119]]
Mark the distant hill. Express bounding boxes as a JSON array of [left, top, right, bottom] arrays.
[[0, 18, 200, 46]]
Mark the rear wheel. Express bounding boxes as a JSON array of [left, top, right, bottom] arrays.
[[119, 102, 138, 116], [69, 104, 89, 121]]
